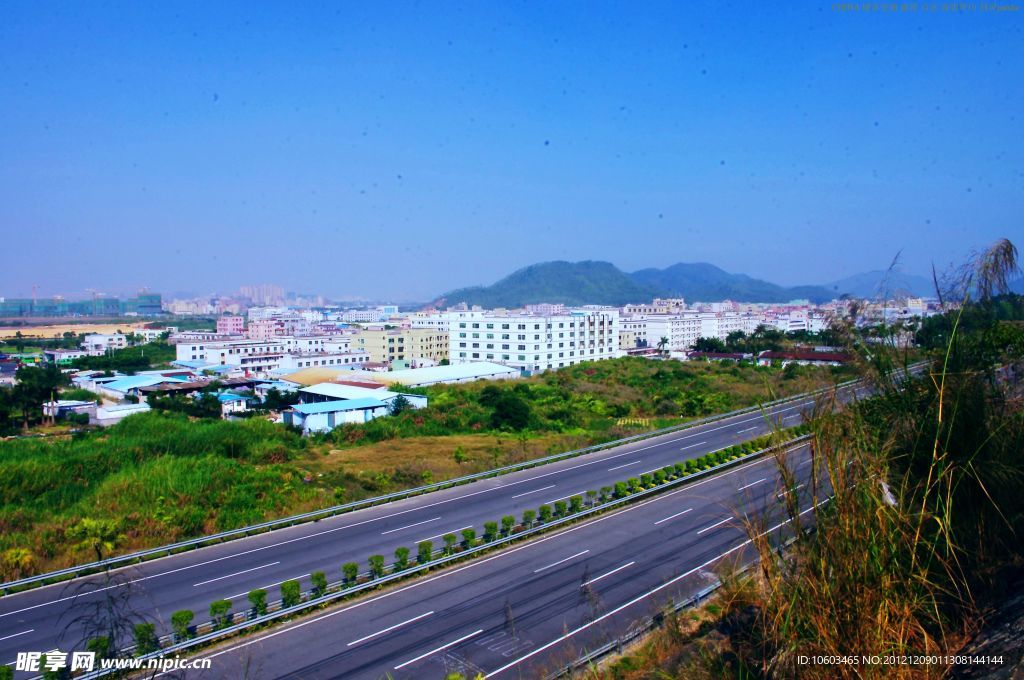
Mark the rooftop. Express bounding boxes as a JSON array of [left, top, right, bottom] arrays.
[[291, 398, 386, 415]]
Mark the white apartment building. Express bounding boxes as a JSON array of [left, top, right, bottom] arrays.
[[641, 316, 703, 351], [447, 310, 620, 373], [175, 336, 365, 375], [81, 333, 128, 353]]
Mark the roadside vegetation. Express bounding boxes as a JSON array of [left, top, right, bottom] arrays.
[[583, 239, 1024, 680], [0, 357, 845, 578]]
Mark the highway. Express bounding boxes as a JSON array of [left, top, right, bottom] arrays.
[[0, 383, 860, 673], [176, 442, 826, 679]]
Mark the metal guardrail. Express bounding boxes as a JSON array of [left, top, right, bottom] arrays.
[[73, 435, 814, 679], [0, 375, 861, 594]]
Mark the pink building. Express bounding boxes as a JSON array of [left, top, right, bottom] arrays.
[[216, 315, 245, 335], [247, 318, 285, 340]]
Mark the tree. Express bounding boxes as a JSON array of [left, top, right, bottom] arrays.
[[368, 554, 386, 578], [388, 394, 412, 416], [453, 446, 467, 465], [692, 336, 727, 353], [67, 518, 123, 563], [483, 521, 499, 542], [0, 547, 35, 580], [417, 540, 433, 565], [554, 500, 568, 517], [87, 635, 113, 659], [442, 533, 458, 555], [261, 387, 299, 412], [342, 562, 359, 586], [247, 589, 267, 617], [133, 623, 159, 655], [489, 391, 531, 430], [209, 599, 233, 629], [394, 546, 410, 571], [460, 528, 476, 549], [569, 495, 584, 514], [280, 580, 301, 607], [501, 515, 516, 536], [657, 336, 669, 356], [311, 571, 328, 597], [171, 610, 194, 642], [538, 504, 553, 522], [522, 509, 536, 528]]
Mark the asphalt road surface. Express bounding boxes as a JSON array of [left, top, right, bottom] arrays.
[[175, 442, 827, 680]]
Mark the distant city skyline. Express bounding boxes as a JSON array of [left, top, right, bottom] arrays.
[[2, 3, 1020, 299]]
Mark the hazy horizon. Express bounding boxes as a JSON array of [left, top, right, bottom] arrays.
[[2, 3, 1020, 300]]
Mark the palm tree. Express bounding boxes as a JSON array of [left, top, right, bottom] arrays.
[[68, 518, 123, 564], [657, 336, 669, 356]]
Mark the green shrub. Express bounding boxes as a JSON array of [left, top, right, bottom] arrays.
[[501, 514, 516, 535], [460, 528, 476, 548], [569, 495, 584, 513], [133, 623, 158, 655], [394, 547, 410, 571], [554, 500, 568, 517], [368, 554, 386, 578], [417, 540, 433, 565], [281, 579, 301, 607], [209, 599, 232, 629], [171, 609, 194, 641], [483, 521, 499, 542], [247, 588, 267, 616], [538, 504, 553, 522], [522, 509, 537, 527], [342, 562, 359, 586], [311, 571, 327, 597]]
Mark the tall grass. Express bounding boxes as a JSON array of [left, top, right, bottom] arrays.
[[721, 241, 1024, 679]]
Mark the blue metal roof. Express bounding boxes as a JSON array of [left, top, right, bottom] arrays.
[[292, 398, 386, 415]]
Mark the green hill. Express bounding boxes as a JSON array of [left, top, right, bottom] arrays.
[[631, 262, 836, 304], [435, 260, 839, 308], [436, 261, 657, 308]]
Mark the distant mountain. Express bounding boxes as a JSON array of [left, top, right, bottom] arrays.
[[824, 270, 935, 299], [435, 260, 838, 308], [630, 262, 836, 304], [436, 261, 658, 308]]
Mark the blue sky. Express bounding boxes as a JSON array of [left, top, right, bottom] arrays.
[[1, 1, 1021, 300]]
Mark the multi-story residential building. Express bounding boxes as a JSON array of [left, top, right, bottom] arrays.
[[351, 327, 449, 365], [525, 303, 567, 316], [174, 336, 368, 375], [447, 309, 619, 373], [247, 318, 285, 340], [216, 315, 245, 335], [81, 333, 127, 353], [641, 315, 703, 351], [621, 298, 686, 316]]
